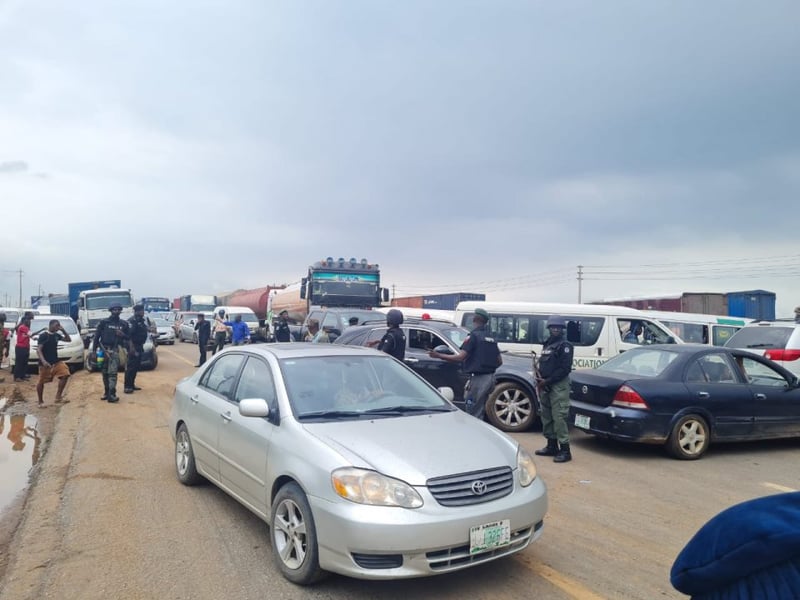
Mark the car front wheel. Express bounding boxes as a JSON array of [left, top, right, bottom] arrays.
[[486, 382, 536, 432], [175, 424, 202, 485], [270, 482, 325, 585], [667, 414, 710, 460]]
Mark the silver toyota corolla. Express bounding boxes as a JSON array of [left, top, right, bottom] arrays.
[[169, 344, 548, 585]]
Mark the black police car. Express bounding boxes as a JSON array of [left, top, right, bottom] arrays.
[[334, 318, 539, 432]]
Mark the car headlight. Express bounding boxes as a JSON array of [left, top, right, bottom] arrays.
[[331, 467, 423, 508], [517, 446, 538, 487]]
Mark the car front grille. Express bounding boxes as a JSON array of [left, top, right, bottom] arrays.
[[425, 522, 541, 571], [426, 466, 513, 507], [351, 553, 403, 569]]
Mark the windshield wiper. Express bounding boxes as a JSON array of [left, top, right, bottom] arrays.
[[746, 343, 778, 348], [297, 410, 363, 420], [362, 405, 453, 416]]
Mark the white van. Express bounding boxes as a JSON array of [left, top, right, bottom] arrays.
[[643, 311, 752, 347], [376, 306, 456, 323], [454, 301, 680, 369], [213, 306, 259, 340]]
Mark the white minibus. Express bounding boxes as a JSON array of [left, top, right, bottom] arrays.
[[643, 311, 752, 347], [454, 301, 680, 369]]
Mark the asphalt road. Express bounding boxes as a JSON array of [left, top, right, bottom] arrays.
[[1, 340, 798, 599]]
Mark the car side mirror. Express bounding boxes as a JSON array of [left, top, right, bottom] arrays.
[[666, 336, 677, 344], [239, 398, 271, 418], [433, 344, 454, 355], [437, 386, 455, 402]]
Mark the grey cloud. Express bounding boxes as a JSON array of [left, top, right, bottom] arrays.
[[0, 160, 28, 173]]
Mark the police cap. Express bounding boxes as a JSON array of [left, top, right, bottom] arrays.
[[109, 302, 123, 311], [546, 315, 567, 328], [473, 308, 490, 323]]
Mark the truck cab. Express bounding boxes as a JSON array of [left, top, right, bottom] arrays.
[[78, 288, 134, 345]]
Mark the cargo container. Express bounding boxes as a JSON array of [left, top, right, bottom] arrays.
[[391, 296, 424, 309], [423, 292, 486, 311], [172, 298, 180, 309], [727, 290, 776, 321], [225, 285, 286, 320], [592, 293, 727, 315]]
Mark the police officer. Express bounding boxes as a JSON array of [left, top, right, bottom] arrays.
[[369, 309, 406, 360], [429, 307, 501, 420], [124, 304, 149, 394], [194, 313, 211, 366], [93, 302, 130, 403], [274, 310, 292, 342], [534, 315, 574, 463]]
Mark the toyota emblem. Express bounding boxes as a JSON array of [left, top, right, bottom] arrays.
[[582, 385, 588, 395], [471, 480, 488, 495]]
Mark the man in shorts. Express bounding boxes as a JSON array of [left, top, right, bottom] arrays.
[[36, 319, 72, 406]]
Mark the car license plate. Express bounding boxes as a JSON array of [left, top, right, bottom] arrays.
[[469, 519, 511, 555], [574, 414, 590, 429]]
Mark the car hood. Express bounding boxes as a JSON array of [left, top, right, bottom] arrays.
[[302, 411, 517, 486], [157, 327, 172, 333]]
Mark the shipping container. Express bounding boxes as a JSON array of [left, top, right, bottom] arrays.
[[424, 292, 487, 311], [391, 296, 424, 309], [727, 290, 776, 321], [592, 293, 727, 315], [172, 298, 180, 309]]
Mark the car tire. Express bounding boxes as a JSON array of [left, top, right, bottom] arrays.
[[192, 333, 198, 345], [270, 482, 326, 586], [667, 414, 710, 460], [84, 353, 96, 373], [175, 424, 202, 485], [486, 382, 537, 432]]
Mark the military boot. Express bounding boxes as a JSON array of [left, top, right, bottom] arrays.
[[554, 443, 572, 463], [101, 376, 110, 401], [535, 438, 559, 456]]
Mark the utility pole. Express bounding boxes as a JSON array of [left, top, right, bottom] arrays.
[[19, 268, 23, 307], [392, 284, 396, 301], [577, 265, 584, 303]]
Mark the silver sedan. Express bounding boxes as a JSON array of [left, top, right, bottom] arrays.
[[169, 344, 548, 584]]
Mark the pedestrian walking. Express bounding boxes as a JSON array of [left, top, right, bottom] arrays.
[[274, 310, 292, 342], [194, 313, 211, 366], [368, 309, 406, 360], [212, 310, 228, 354], [304, 319, 329, 343], [13, 315, 32, 382], [534, 315, 574, 463], [93, 303, 130, 403], [35, 319, 72, 406], [428, 308, 501, 420], [124, 305, 149, 394]]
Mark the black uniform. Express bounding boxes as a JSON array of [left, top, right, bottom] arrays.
[[93, 315, 130, 400], [274, 319, 292, 342], [537, 332, 574, 447], [125, 315, 149, 391], [377, 327, 406, 360], [537, 334, 573, 386], [460, 324, 501, 420], [195, 319, 211, 366]]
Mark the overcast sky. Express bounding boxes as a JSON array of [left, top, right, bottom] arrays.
[[2, 1, 799, 315]]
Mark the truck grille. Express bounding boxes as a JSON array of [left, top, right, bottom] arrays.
[[427, 466, 513, 507]]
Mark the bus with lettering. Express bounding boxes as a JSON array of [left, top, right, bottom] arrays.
[[454, 301, 682, 369]]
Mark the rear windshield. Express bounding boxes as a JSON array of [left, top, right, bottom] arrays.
[[725, 326, 793, 349], [597, 349, 679, 377]]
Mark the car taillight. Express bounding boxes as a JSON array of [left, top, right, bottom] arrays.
[[612, 385, 649, 409], [765, 349, 800, 362]]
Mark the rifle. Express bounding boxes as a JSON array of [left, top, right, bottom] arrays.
[[531, 350, 549, 394]]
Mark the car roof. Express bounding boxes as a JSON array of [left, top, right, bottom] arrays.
[[228, 343, 382, 360]]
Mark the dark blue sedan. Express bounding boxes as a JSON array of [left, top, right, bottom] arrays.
[[569, 345, 800, 460]]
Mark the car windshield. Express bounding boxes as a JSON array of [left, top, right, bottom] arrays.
[[279, 355, 454, 421], [725, 326, 793, 349], [86, 293, 133, 310], [3, 311, 21, 324], [340, 310, 383, 327], [596, 348, 679, 377], [29, 318, 80, 336], [231, 313, 258, 323], [438, 326, 469, 347], [152, 318, 170, 326]]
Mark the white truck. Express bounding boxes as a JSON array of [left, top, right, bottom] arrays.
[[77, 287, 135, 346]]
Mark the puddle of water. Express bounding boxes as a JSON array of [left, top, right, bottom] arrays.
[[0, 398, 43, 515]]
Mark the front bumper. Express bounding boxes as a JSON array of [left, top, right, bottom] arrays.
[[309, 476, 547, 579], [569, 401, 669, 443]]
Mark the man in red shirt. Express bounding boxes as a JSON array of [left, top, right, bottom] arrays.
[[14, 316, 32, 382]]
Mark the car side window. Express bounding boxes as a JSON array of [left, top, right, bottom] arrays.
[[689, 354, 739, 384], [713, 326, 737, 347], [739, 356, 790, 388], [200, 354, 245, 400], [366, 328, 387, 345], [322, 313, 339, 329], [235, 357, 277, 404]]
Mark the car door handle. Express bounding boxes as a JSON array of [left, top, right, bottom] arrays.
[[754, 393, 766, 400], [220, 411, 232, 422], [191, 394, 199, 404], [405, 358, 419, 363], [697, 392, 710, 399]]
